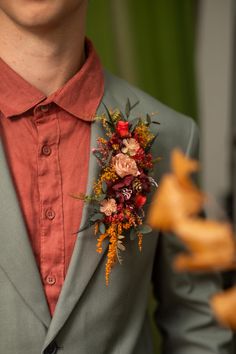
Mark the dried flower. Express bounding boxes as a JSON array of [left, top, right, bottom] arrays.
[[74, 101, 159, 285], [122, 138, 140, 156], [113, 153, 140, 178], [116, 121, 129, 137], [100, 198, 117, 216], [134, 123, 154, 148], [135, 194, 147, 208]]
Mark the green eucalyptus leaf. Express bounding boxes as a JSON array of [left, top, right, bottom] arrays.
[[99, 222, 106, 234], [93, 150, 102, 158], [93, 151, 103, 163], [130, 228, 137, 241], [90, 213, 104, 222], [93, 204, 101, 212], [138, 224, 152, 234]]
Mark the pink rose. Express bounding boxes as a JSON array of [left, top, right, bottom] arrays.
[[100, 198, 117, 216], [113, 153, 140, 178], [121, 138, 140, 156]]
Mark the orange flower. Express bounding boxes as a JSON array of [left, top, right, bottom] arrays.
[[174, 219, 236, 272], [148, 174, 203, 231], [147, 149, 204, 231]]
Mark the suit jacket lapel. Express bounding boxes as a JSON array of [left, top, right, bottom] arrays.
[[43, 74, 139, 350], [0, 135, 51, 328]]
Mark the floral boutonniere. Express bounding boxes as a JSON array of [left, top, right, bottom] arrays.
[[74, 99, 160, 285]]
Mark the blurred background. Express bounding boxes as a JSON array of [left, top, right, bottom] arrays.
[[87, 0, 236, 352]]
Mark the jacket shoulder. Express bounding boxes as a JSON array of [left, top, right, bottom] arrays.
[[104, 70, 198, 162]]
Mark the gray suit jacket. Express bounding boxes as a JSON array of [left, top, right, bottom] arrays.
[[0, 71, 233, 354]]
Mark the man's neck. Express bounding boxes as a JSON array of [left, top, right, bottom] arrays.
[[0, 6, 87, 96]]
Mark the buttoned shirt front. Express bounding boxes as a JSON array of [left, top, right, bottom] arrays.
[[0, 38, 104, 315]]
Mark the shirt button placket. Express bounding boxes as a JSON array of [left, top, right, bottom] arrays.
[[45, 208, 56, 220], [35, 104, 64, 313], [46, 275, 56, 286], [42, 145, 52, 156]]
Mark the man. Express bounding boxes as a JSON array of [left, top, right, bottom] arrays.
[[0, 1, 232, 353]]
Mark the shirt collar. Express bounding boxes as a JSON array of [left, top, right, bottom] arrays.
[[0, 38, 104, 121]]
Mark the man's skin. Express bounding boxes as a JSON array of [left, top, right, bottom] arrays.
[[0, 0, 88, 96]]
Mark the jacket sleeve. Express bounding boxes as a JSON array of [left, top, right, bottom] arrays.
[[151, 120, 233, 354]]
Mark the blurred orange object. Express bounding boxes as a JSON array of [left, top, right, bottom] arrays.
[[148, 149, 204, 231], [171, 149, 199, 186], [211, 287, 236, 329], [174, 219, 236, 272], [147, 148, 236, 330]]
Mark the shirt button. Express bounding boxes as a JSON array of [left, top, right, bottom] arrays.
[[40, 105, 49, 113], [45, 208, 55, 220], [42, 145, 51, 156], [46, 275, 56, 285]]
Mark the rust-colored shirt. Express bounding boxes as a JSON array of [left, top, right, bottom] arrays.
[[0, 38, 104, 316]]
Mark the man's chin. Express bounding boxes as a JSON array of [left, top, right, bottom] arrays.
[[0, 1, 76, 32], [14, 15, 63, 32]]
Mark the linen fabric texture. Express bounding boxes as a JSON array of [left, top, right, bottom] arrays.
[[0, 38, 104, 316], [0, 70, 232, 354]]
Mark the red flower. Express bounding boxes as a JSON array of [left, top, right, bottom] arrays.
[[116, 121, 129, 137], [135, 194, 147, 208]]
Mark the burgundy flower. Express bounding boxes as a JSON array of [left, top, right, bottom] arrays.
[[133, 148, 145, 162], [112, 175, 134, 191], [134, 149, 153, 169], [139, 173, 152, 193], [109, 133, 121, 147]]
